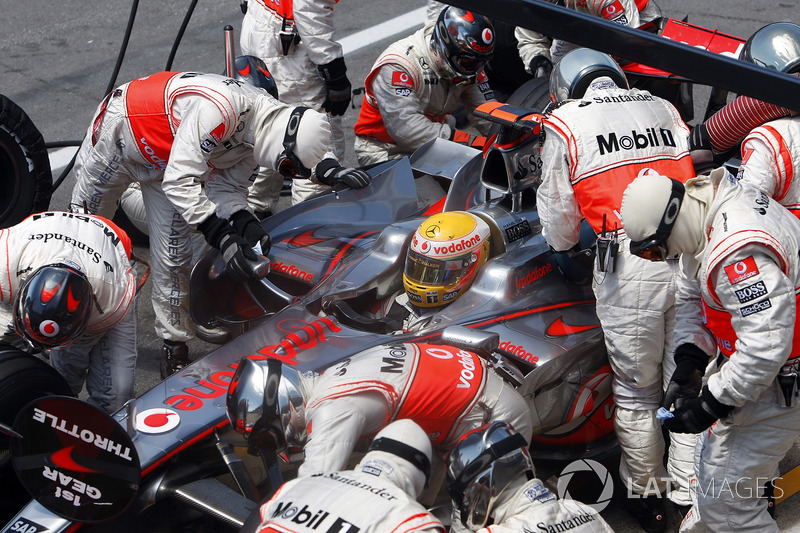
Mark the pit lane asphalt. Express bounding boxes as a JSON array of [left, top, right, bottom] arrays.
[[5, 0, 800, 530]]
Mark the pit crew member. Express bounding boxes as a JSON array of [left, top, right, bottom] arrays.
[[0, 211, 136, 412], [621, 169, 800, 533], [535, 48, 697, 531], [255, 419, 446, 533]]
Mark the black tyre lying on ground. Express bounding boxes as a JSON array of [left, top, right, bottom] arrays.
[[0, 93, 52, 229], [0, 348, 73, 523]]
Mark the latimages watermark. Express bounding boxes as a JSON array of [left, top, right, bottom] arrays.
[[557, 459, 783, 512], [557, 459, 614, 512]]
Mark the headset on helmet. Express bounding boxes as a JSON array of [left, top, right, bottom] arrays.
[[233, 55, 279, 99], [740, 22, 800, 74], [275, 106, 312, 178], [226, 357, 307, 462], [403, 211, 491, 309], [446, 421, 533, 531], [13, 264, 94, 350], [430, 7, 495, 86], [549, 47, 628, 104]]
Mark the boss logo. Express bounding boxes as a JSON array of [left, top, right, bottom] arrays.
[[734, 281, 768, 303]]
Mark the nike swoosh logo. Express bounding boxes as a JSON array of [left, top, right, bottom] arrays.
[[546, 317, 600, 336], [51, 445, 100, 473], [284, 229, 329, 247]]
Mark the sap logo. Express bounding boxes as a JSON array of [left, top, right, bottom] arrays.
[[6, 518, 47, 533], [395, 88, 411, 97], [596, 127, 676, 155]]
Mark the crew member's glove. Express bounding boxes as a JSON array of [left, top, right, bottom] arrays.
[[662, 343, 708, 411], [529, 55, 553, 79], [318, 57, 352, 117], [198, 213, 259, 280], [688, 123, 715, 173], [451, 130, 488, 149], [230, 209, 272, 255], [689, 123, 713, 152], [663, 385, 734, 434], [219, 234, 259, 280], [315, 158, 371, 189], [198, 213, 233, 248]]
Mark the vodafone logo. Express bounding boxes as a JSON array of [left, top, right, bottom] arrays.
[[391, 71, 414, 89], [39, 320, 60, 338], [431, 234, 482, 256], [482, 28, 493, 44], [135, 408, 180, 434], [724, 256, 759, 285]]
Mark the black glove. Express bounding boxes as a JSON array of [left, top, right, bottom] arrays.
[[663, 385, 734, 434], [662, 343, 708, 411], [318, 57, 352, 117], [315, 158, 371, 189], [219, 233, 259, 281], [529, 55, 553, 79], [689, 123, 712, 152], [198, 213, 233, 249], [230, 209, 272, 255]]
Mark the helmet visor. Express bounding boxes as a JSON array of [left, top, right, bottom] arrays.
[[276, 149, 311, 178], [450, 54, 488, 76], [405, 249, 474, 286], [629, 237, 669, 262]]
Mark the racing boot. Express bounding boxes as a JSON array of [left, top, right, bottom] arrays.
[[194, 322, 230, 345], [627, 492, 670, 533], [161, 341, 190, 379]]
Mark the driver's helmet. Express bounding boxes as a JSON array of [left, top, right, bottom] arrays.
[[740, 22, 800, 74], [13, 264, 93, 350], [226, 358, 307, 462], [549, 47, 629, 104], [403, 211, 491, 309], [446, 421, 533, 531], [233, 55, 279, 99], [430, 7, 495, 86]]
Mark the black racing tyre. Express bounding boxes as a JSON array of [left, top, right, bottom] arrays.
[[0, 348, 73, 522], [504, 76, 552, 109], [0, 94, 53, 229], [487, 77, 552, 137]]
